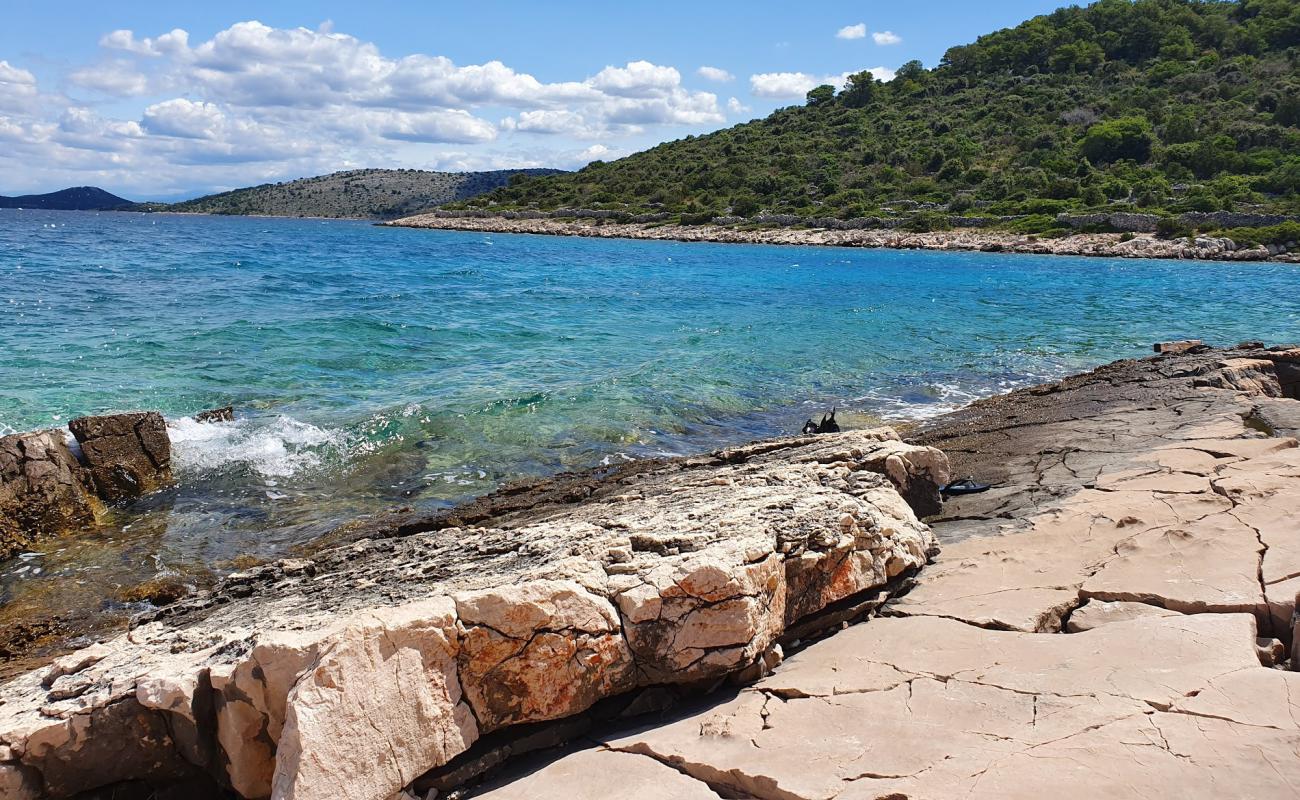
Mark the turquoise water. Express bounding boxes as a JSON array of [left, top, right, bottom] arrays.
[[2, 209, 1299, 625]]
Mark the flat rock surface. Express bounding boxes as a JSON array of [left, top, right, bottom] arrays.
[[474, 344, 1300, 800]]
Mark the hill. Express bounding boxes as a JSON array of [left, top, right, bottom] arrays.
[[0, 187, 131, 210], [164, 168, 567, 219], [459, 0, 1300, 229]]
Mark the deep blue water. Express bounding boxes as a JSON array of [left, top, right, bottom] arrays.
[[1, 208, 1299, 606]]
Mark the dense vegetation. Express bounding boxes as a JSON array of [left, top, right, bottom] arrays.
[[461, 0, 1300, 223], [162, 168, 565, 219]]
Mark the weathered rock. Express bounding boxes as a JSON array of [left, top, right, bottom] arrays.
[[455, 581, 634, 732], [0, 429, 101, 560], [596, 615, 1276, 800], [0, 428, 940, 800], [478, 344, 1300, 800], [1065, 600, 1180, 632], [474, 748, 722, 800], [68, 412, 173, 501], [1154, 338, 1202, 354]]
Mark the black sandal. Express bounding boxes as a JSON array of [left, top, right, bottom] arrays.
[[942, 477, 992, 495]]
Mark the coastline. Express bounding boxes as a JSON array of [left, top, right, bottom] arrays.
[[386, 213, 1300, 263], [2, 342, 1298, 800]]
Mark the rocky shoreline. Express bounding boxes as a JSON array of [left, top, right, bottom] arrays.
[[2, 344, 1298, 800], [386, 214, 1300, 263]]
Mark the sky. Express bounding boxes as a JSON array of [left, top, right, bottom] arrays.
[[0, 1, 1067, 200]]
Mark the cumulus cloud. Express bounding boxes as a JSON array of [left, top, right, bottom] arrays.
[[1, 20, 737, 196], [873, 31, 902, 45], [697, 65, 734, 83], [750, 67, 896, 99], [836, 23, 867, 40], [142, 98, 226, 139], [0, 60, 38, 110], [100, 28, 190, 57], [727, 97, 750, 115]]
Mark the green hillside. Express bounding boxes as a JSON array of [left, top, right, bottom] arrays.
[[460, 0, 1300, 226], [165, 168, 565, 219]]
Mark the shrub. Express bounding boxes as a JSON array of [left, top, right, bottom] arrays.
[[1155, 217, 1191, 239], [1081, 117, 1156, 165]]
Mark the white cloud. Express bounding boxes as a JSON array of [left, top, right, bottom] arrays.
[[0, 20, 739, 196], [0, 60, 38, 110], [727, 97, 750, 115], [588, 60, 682, 98], [749, 72, 837, 99], [376, 110, 498, 144], [697, 66, 734, 83], [836, 23, 867, 40], [873, 31, 902, 46], [100, 28, 189, 57], [69, 60, 153, 96], [142, 98, 225, 139], [750, 67, 897, 99]]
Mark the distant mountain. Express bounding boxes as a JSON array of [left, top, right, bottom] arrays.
[[162, 168, 568, 220], [0, 187, 132, 210]]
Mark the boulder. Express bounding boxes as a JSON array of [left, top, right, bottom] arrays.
[[67, 412, 173, 501], [0, 429, 101, 560]]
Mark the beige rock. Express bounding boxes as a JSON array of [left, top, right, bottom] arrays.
[[1065, 600, 1180, 633], [604, 615, 1265, 800], [474, 748, 721, 800], [40, 642, 111, 688], [0, 429, 939, 800], [1081, 512, 1267, 619], [455, 582, 633, 732], [890, 488, 1232, 631], [273, 599, 476, 800]]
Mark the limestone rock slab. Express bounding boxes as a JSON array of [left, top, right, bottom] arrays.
[[1064, 599, 1180, 632], [474, 748, 722, 800]]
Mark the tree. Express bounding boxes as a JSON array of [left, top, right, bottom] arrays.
[[1081, 117, 1155, 164], [841, 71, 878, 108], [805, 84, 836, 106]]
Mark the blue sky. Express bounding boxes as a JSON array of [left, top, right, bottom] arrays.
[[0, 1, 1067, 199]]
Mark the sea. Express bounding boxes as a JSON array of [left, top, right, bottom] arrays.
[[2, 208, 1299, 643]]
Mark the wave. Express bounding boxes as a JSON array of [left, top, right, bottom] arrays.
[[167, 414, 347, 479]]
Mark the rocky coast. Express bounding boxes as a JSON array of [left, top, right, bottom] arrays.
[[1, 343, 1299, 800], [386, 214, 1300, 263]]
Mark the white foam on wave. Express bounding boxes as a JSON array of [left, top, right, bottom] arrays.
[[168, 414, 345, 479]]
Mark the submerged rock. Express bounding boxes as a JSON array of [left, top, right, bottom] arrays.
[[0, 429, 102, 561], [68, 412, 173, 502], [192, 406, 234, 423]]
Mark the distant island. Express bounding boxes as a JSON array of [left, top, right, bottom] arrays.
[[150, 168, 567, 219], [0, 186, 131, 211], [0, 168, 568, 219]]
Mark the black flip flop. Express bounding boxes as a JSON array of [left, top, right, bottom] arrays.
[[942, 477, 992, 495]]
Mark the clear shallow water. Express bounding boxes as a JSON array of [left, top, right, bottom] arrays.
[[2, 208, 1299, 635]]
